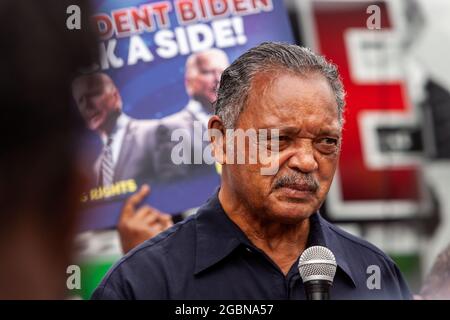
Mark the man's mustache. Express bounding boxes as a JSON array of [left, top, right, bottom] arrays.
[[273, 173, 319, 192]]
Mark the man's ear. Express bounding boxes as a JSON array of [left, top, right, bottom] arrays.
[[112, 87, 122, 106], [208, 115, 226, 164], [185, 77, 193, 96]]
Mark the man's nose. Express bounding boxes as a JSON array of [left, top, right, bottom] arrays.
[[286, 140, 318, 173], [85, 99, 96, 110]]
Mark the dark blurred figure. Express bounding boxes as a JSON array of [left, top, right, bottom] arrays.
[[0, 0, 98, 298], [419, 244, 450, 299]]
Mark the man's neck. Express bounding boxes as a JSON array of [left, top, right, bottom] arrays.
[[98, 112, 121, 139], [218, 184, 310, 275], [192, 97, 214, 114]]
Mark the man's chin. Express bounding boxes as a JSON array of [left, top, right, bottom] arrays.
[[266, 201, 317, 224], [88, 117, 104, 131]]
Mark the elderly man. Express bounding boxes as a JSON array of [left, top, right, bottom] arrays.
[[92, 43, 411, 299]]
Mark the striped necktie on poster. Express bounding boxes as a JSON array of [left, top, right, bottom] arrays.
[[101, 136, 114, 187]]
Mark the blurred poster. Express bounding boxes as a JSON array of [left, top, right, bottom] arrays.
[[76, 0, 294, 231]]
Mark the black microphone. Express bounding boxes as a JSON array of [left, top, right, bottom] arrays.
[[298, 246, 337, 300]]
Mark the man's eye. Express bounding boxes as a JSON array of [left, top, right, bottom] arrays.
[[259, 135, 289, 152], [320, 138, 338, 145], [266, 135, 289, 143], [200, 70, 213, 76], [315, 138, 339, 154]]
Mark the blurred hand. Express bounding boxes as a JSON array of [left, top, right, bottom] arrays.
[[117, 184, 173, 254]]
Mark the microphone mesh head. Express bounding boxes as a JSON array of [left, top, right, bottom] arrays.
[[298, 246, 337, 283]]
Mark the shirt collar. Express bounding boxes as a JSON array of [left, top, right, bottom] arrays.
[[194, 190, 356, 287], [185, 99, 212, 128], [100, 113, 130, 145], [194, 191, 247, 275]]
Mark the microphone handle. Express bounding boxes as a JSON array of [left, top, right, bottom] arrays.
[[304, 280, 332, 300]]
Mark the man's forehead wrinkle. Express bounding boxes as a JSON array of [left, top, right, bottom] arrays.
[[196, 57, 206, 71], [251, 73, 305, 118], [249, 70, 283, 107], [240, 69, 339, 133], [75, 74, 110, 93], [254, 88, 287, 129], [258, 78, 278, 111], [251, 79, 339, 133], [238, 69, 286, 126], [198, 53, 226, 68]]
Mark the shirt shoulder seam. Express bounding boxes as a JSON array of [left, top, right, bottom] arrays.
[[324, 220, 395, 264]]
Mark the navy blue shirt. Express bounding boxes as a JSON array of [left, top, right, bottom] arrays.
[[92, 192, 411, 300]]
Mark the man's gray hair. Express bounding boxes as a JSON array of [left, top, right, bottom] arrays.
[[214, 42, 346, 128]]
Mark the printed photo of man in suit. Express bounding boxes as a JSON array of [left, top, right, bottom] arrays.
[[72, 73, 174, 253], [154, 49, 230, 180], [72, 72, 161, 187], [72, 50, 229, 254]]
